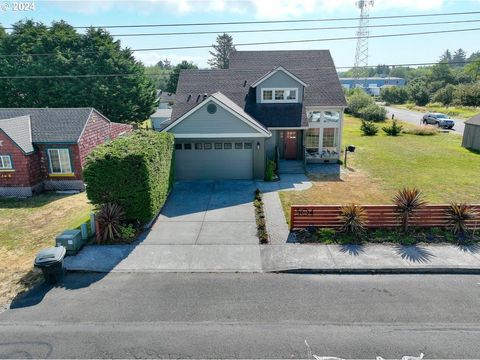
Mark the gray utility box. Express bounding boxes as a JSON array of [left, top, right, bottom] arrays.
[[56, 230, 84, 255]]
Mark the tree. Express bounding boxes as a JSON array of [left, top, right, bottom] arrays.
[[208, 33, 235, 69], [452, 48, 467, 66], [380, 86, 409, 104], [433, 84, 455, 106], [346, 89, 374, 116], [156, 58, 172, 69], [407, 80, 430, 106], [439, 49, 452, 64], [430, 62, 454, 84], [0, 20, 157, 123], [165, 60, 198, 93]]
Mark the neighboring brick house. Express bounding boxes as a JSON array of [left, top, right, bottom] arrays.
[[0, 108, 132, 197]]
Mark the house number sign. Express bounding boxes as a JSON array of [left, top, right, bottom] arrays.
[[294, 208, 314, 216]]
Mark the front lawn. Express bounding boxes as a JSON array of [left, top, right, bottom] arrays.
[[280, 116, 480, 221], [0, 193, 91, 307]]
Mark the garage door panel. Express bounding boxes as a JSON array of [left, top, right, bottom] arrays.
[[175, 141, 253, 180]]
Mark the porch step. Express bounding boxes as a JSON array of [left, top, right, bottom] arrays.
[[277, 160, 305, 174]]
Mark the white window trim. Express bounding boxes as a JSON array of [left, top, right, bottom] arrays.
[[261, 88, 298, 103], [47, 148, 73, 174], [0, 155, 13, 170]]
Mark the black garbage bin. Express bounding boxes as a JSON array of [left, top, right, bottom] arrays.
[[34, 246, 66, 284]]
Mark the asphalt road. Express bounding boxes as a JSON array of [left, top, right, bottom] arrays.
[[1, 273, 480, 359], [384, 106, 465, 135]]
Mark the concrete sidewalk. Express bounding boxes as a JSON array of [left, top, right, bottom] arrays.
[[261, 244, 480, 273], [65, 243, 480, 273]]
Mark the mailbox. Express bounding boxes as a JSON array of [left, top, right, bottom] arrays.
[[347, 145, 356, 153]]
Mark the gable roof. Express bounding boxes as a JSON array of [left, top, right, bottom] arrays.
[[251, 66, 309, 88], [171, 50, 346, 128], [465, 114, 480, 126], [165, 92, 271, 137], [0, 115, 34, 153], [0, 108, 94, 143]]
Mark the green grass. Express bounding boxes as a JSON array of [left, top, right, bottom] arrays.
[[394, 103, 480, 120], [0, 192, 91, 306], [280, 115, 480, 221]]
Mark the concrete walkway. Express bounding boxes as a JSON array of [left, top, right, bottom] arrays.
[[261, 243, 480, 273]]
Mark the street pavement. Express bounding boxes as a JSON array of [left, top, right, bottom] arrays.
[[384, 105, 465, 135], [1, 273, 480, 359]]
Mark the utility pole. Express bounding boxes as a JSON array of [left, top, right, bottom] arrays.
[[352, 0, 374, 90]]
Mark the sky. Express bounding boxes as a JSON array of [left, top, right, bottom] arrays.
[[1, 0, 480, 69]]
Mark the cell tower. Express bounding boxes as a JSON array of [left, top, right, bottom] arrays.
[[352, 0, 374, 84]]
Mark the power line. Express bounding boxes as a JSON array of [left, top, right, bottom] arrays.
[[0, 60, 477, 79], [110, 19, 480, 37], [1, 27, 480, 58], [4, 10, 480, 30]]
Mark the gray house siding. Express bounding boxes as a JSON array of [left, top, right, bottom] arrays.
[[462, 123, 480, 151], [255, 71, 304, 103], [170, 100, 260, 135]]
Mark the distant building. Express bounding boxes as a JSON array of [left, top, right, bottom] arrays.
[[339, 77, 406, 96], [462, 114, 480, 151], [152, 90, 175, 130]]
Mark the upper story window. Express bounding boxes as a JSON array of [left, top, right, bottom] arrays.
[[47, 148, 72, 174], [308, 110, 341, 124], [261, 88, 298, 103], [0, 155, 13, 170]]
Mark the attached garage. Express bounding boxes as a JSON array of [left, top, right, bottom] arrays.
[[164, 92, 271, 180], [175, 140, 253, 180]]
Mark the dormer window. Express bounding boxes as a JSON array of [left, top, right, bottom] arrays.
[[261, 88, 298, 103]]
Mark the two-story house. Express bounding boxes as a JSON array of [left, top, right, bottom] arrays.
[[162, 50, 347, 180]]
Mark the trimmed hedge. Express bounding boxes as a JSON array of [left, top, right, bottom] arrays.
[[83, 130, 175, 224]]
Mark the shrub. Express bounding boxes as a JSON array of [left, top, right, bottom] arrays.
[[316, 228, 337, 242], [393, 188, 427, 233], [360, 120, 379, 136], [445, 203, 477, 236], [96, 203, 125, 243], [346, 90, 374, 116], [83, 130, 175, 224], [358, 104, 387, 122], [382, 120, 403, 136], [338, 204, 367, 238], [265, 159, 276, 181], [403, 125, 438, 136], [118, 224, 137, 243], [380, 86, 409, 104], [253, 190, 268, 244]]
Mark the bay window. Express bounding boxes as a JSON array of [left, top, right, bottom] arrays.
[[305, 128, 320, 149], [47, 148, 72, 174], [322, 128, 339, 148]]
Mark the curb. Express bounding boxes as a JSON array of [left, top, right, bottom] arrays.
[[272, 267, 480, 275]]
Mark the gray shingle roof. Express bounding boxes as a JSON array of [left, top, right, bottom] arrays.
[[0, 108, 94, 143], [0, 115, 34, 153], [172, 50, 346, 128], [465, 114, 480, 126]]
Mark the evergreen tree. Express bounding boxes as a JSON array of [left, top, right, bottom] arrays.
[[208, 33, 235, 69], [0, 20, 157, 123], [165, 61, 198, 93], [439, 49, 452, 63], [452, 48, 467, 66]]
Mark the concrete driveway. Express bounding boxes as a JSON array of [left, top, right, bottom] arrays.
[[105, 181, 262, 272]]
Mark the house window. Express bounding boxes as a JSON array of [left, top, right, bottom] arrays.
[[175, 143, 183, 150], [224, 143, 232, 149], [262, 88, 298, 102], [262, 90, 273, 101], [305, 129, 320, 149], [308, 111, 322, 122], [275, 90, 284, 100], [322, 128, 339, 148], [47, 148, 72, 174], [214, 143, 223, 150], [0, 155, 13, 170], [323, 111, 340, 124]]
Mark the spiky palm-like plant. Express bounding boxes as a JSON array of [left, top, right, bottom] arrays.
[[339, 204, 367, 238], [445, 203, 477, 236], [393, 188, 427, 233], [96, 203, 125, 243]]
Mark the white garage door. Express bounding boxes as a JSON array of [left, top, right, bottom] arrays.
[[175, 140, 253, 180]]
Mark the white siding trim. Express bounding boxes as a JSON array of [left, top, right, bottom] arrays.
[[173, 133, 266, 138], [251, 66, 308, 87]]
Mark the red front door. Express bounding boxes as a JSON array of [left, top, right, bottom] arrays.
[[284, 131, 297, 160]]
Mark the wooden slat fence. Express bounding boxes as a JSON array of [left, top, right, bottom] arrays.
[[290, 204, 480, 230]]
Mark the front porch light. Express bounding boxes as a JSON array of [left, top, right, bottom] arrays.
[[256, 142, 261, 150]]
